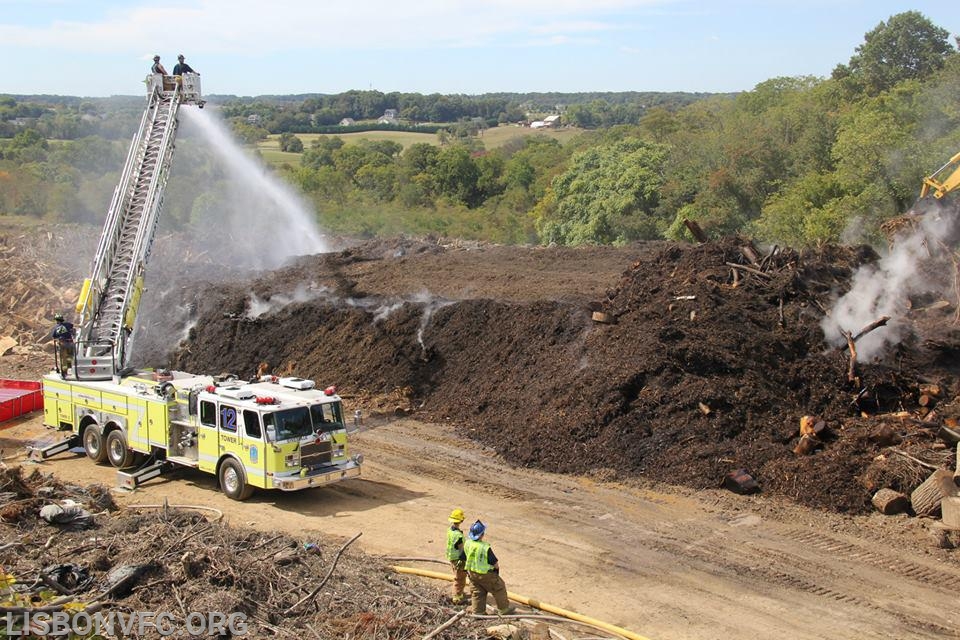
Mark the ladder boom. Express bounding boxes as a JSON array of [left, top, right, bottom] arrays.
[[74, 73, 203, 380]]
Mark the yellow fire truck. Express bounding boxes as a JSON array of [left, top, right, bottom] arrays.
[[34, 72, 361, 499]]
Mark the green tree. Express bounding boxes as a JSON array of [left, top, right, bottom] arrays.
[[833, 11, 955, 95], [302, 136, 345, 169], [278, 132, 304, 153], [536, 138, 668, 245], [433, 145, 480, 207], [231, 120, 269, 144]]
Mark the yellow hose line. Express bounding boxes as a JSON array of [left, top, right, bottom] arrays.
[[390, 565, 652, 640]]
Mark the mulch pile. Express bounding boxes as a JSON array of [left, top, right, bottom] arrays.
[[1, 466, 545, 639], [168, 236, 960, 516], [5, 223, 957, 517]]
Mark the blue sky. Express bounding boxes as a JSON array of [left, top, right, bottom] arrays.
[[0, 0, 956, 97]]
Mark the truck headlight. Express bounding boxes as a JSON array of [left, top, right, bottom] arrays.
[[285, 453, 300, 468]]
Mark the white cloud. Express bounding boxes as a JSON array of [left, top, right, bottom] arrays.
[[0, 0, 671, 53], [528, 20, 618, 35]]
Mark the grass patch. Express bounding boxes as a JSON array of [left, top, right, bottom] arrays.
[[256, 125, 583, 167]]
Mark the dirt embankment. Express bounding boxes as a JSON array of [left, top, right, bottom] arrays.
[[165, 237, 960, 516]]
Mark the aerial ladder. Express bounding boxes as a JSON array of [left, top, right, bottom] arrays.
[[36, 73, 363, 499], [72, 73, 203, 380]]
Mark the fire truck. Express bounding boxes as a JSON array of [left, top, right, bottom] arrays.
[[34, 72, 361, 500]]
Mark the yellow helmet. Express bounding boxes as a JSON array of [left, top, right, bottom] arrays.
[[448, 508, 465, 523]]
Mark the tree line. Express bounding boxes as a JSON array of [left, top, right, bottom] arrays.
[[1, 11, 958, 248]]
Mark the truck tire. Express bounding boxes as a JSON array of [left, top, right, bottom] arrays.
[[106, 430, 136, 468], [83, 427, 108, 464], [219, 458, 254, 501]]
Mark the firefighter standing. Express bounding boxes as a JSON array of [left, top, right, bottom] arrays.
[[463, 520, 515, 615], [51, 313, 75, 375], [445, 508, 468, 604], [172, 54, 197, 76], [151, 55, 167, 75]]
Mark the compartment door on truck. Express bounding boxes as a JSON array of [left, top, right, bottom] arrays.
[[197, 398, 219, 474], [216, 403, 266, 488], [240, 408, 267, 489]]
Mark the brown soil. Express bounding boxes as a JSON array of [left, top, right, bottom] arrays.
[[163, 236, 959, 516], [5, 227, 960, 639]]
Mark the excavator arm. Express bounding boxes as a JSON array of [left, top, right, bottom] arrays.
[[920, 150, 960, 200]]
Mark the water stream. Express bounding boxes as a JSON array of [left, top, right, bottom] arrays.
[[178, 107, 329, 269]]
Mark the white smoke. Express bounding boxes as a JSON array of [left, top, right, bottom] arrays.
[[413, 290, 454, 352], [246, 283, 331, 319], [822, 206, 958, 360], [245, 286, 452, 355]]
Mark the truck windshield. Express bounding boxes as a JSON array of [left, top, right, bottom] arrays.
[[310, 402, 344, 432], [264, 407, 312, 442], [263, 402, 345, 441]]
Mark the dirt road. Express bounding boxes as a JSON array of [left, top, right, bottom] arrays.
[[3, 411, 959, 640]]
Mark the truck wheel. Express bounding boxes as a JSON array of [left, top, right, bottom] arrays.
[[106, 430, 136, 468], [219, 459, 254, 500], [83, 427, 108, 464]]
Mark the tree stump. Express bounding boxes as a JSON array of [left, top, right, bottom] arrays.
[[872, 488, 909, 515], [942, 496, 960, 530], [911, 469, 959, 517]]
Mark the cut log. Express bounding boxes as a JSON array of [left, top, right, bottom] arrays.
[[871, 488, 909, 515], [723, 469, 759, 495], [910, 469, 959, 517], [919, 383, 942, 398], [793, 435, 820, 456], [813, 420, 828, 437], [591, 311, 616, 324], [942, 496, 960, 530], [683, 219, 708, 243], [937, 423, 960, 446], [740, 243, 760, 266]]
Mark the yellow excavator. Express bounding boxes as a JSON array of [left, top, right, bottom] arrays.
[[920, 150, 960, 200], [881, 151, 960, 242]]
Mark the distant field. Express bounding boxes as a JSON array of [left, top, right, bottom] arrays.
[[256, 125, 582, 166]]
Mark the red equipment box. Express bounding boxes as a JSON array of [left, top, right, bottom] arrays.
[[0, 379, 43, 423]]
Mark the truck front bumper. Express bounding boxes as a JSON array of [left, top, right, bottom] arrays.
[[272, 459, 361, 491]]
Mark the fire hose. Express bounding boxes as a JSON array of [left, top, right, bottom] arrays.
[[389, 564, 652, 640]]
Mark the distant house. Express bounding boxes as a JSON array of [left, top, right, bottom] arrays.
[[246, 114, 261, 126], [339, 118, 355, 126], [531, 115, 560, 129], [378, 109, 398, 124]]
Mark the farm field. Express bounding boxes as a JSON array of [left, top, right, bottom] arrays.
[[255, 124, 583, 165]]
